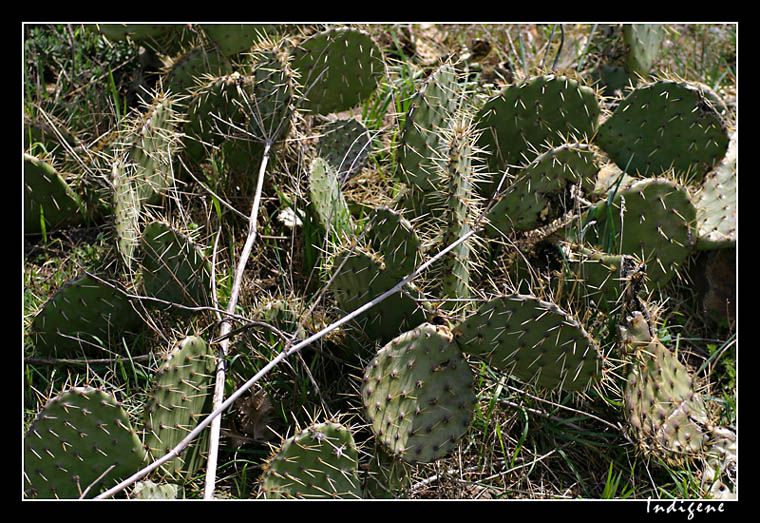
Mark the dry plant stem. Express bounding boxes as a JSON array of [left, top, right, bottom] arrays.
[[203, 141, 271, 499], [95, 226, 480, 499]]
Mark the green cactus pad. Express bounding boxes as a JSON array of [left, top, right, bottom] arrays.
[[622, 24, 665, 80], [486, 143, 599, 236], [115, 90, 181, 206], [361, 323, 476, 463], [696, 131, 737, 250], [144, 336, 215, 480], [201, 24, 277, 56], [112, 159, 142, 273], [164, 46, 232, 97], [309, 157, 354, 240], [366, 207, 422, 279], [596, 79, 729, 182], [30, 274, 143, 359], [331, 246, 427, 345], [24, 387, 147, 499], [316, 117, 372, 182], [140, 221, 212, 315], [260, 420, 361, 499], [396, 62, 460, 197], [89, 23, 173, 42], [475, 75, 601, 198], [454, 294, 602, 392], [182, 73, 250, 163], [24, 153, 84, 235], [621, 312, 710, 465], [584, 177, 696, 288], [292, 27, 384, 115]]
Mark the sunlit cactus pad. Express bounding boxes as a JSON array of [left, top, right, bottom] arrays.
[[475, 75, 600, 197], [292, 27, 384, 115], [24, 387, 147, 499], [143, 336, 215, 479], [695, 131, 737, 249], [362, 323, 476, 463], [596, 79, 729, 181], [259, 420, 361, 499], [454, 294, 602, 392]]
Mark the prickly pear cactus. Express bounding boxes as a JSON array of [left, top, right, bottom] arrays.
[[132, 479, 184, 499], [331, 207, 428, 344], [583, 177, 697, 288], [695, 130, 737, 250], [396, 62, 460, 202], [24, 387, 148, 498], [30, 274, 143, 359], [454, 294, 602, 392], [475, 75, 601, 198], [622, 24, 665, 81], [361, 323, 476, 463], [143, 336, 215, 480], [596, 79, 729, 182], [201, 24, 278, 56], [309, 156, 354, 240], [259, 419, 361, 499], [316, 117, 372, 182], [24, 153, 85, 235], [291, 27, 384, 115], [485, 142, 599, 236], [139, 221, 212, 315], [164, 45, 232, 96]]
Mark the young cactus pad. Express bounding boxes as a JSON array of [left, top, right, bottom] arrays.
[[143, 336, 215, 479], [30, 274, 143, 359], [309, 156, 354, 240], [361, 323, 476, 463], [474, 75, 601, 198], [24, 387, 148, 499], [596, 79, 729, 182], [259, 420, 361, 499], [292, 27, 384, 115], [453, 294, 602, 392]]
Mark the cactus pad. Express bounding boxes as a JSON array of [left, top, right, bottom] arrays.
[[475, 75, 600, 197], [596, 79, 729, 182], [454, 294, 602, 392], [309, 157, 354, 240], [140, 221, 212, 315], [695, 131, 737, 249], [30, 274, 143, 359], [260, 420, 361, 498], [24, 153, 84, 235], [585, 177, 696, 287], [292, 27, 384, 115], [144, 336, 215, 479], [362, 323, 476, 463], [24, 387, 147, 498], [316, 117, 372, 182]]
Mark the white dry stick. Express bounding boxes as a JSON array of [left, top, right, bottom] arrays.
[[203, 141, 272, 499], [95, 226, 480, 500]]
